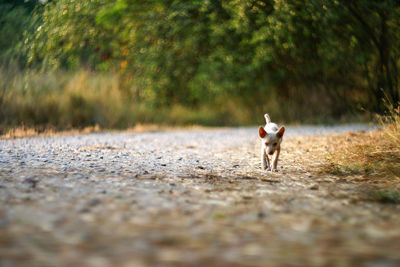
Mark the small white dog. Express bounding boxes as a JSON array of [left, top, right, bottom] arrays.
[[258, 114, 285, 171]]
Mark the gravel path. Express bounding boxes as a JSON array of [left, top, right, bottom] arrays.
[[1, 124, 400, 267]]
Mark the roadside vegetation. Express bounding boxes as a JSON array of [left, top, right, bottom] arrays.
[[322, 103, 400, 203], [324, 103, 400, 179], [1, 67, 251, 131], [1, 0, 399, 132]]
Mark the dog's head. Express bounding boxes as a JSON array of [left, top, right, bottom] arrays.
[[259, 126, 285, 155]]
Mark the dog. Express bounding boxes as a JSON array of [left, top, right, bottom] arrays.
[[258, 114, 285, 171]]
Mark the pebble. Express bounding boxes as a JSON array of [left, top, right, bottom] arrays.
[[23, 177, 39, 188], [309, 184, 319, 190], [88, 199, 101, 206]]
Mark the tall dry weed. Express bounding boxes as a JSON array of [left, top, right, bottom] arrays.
[[379, 103, 400, 148]]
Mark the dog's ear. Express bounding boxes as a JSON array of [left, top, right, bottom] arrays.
[[259, 126, 267, 138], [277, 126, 285, 138]]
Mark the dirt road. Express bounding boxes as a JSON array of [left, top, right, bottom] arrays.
[[1, 125, 400, 266]]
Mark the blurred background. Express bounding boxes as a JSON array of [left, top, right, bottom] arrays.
[[0, 0, 399, 130]]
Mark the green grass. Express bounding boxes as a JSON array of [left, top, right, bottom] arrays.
[[371, 189, 400, 204]]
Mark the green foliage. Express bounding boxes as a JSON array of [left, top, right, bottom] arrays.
[[26, 0, 118, 69], [0, 1, 37, 63], [1, 0, 400, 127]]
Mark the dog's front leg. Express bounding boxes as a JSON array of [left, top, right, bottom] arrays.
[[261, 146, 270, 170], [272, 148, 280, 172]]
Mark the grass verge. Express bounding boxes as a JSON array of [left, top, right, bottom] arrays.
[[323, 104, 400, 179]]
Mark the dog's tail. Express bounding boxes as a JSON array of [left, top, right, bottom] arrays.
[[264, 113, 271, 124]]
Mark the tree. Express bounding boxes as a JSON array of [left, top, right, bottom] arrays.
[[23, 0, 400, 120]]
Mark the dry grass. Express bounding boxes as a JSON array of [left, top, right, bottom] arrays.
[[0, 125, 101, 138], [323, 104, 400, 179], [0, 123, 218, 139], [0, 67, 259, 130]]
